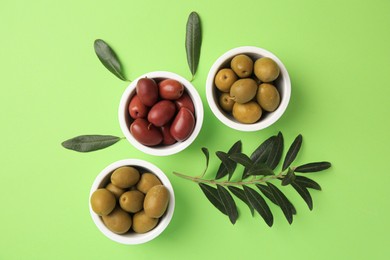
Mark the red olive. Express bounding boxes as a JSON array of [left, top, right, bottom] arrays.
[[160, 123, 177, 145], [147, 100, 176, 127], [130, 118, 162, 146], [136, 78, 159, 106], [170, 107, 195, 141], [174, 92, 195, 114], [128, 95, 149, 119], [158, 79, 184, 100]]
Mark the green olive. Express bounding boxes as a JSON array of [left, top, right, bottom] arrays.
[[214, 68, 238, 92], [231, 54, 253, 78], [144, 185, 170, 218], [254, 57, 280, 82], [218, 92, 235, 112], [119, 190, 145, 213], [111, 166, 140, 189], [90, 188, 116, 216], [230, 78, 258, 104], [105, 183, 125, 199], [132, 210, 159, 234], [257, 83, 280, 112], [136, 173, 162, 194], [232, 101, 262, 124], [102, 207, 132, 234]]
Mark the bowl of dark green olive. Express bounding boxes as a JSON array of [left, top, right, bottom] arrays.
[[206, 46, 291, 131], [89, 159, 175, 244]]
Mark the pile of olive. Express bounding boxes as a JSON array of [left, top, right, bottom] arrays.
[[128, 78, 196, 146], [214, 55, 281, 124], [90, 166, 170, 234]]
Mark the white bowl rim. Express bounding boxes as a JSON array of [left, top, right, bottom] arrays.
[[119, 71, 204, 156], [89, 159, 175, 245], [206, 46, 291, 132]]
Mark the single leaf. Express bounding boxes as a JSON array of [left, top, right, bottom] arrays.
[[256, 184, 297, 215], [291, 181, 313, 210], [243, 136, 274, 178], [282, 134, 303, 170], [228, 186, 254, 216], [229, 153, 253, 168], [216, 151, 236, 180], [243, 185, 273, 227], [246, 162, 274, 176], [94, 39, 127, 81], [295, 175, 321, 190], [201, 147, 209, 176], [216, 141, 241, 179], [199, 183, 227, 215], [295, 162, 331, 173], [61, 135, 121, 152], [185, 12, 202, 79], [281, 168, 296, 186], [267, 182, 293, 224], [217, 185, 238, 224], [265, 132, 284, 170]]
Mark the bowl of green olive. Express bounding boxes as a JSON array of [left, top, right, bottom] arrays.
[[206, 46, 291, 131], [89, 159, 175, 244]]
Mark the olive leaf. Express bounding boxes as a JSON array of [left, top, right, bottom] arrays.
[[294, 175, 321, 190], [201, 147, 210, 177], [94, 39, 127, 81], [61, 135, 121, 152], [185, 12, 201, 80], [243, 135, 275, 178], [246, 162, 274, 176], [243, 185, 273, 227], [295, 162, 331, 173], [281, 168, 296, 186], [291, 181, 313, 210], [216, 141, 241, 180], [256, 184, 297, 215], [282, 134, 302, 171], [217, 185, 238, 224], [216, 151, 236, 180], [265, 132, 284, 170], [228, 186, 254, 216], [199, 183, 227, 215], [229, 152, 253, 168], [267, 182, 294, 224]]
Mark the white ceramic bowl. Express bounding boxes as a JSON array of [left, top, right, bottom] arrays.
[[89, 159, 175, 245], [119, 71, 204, 156], [206, 46, 291, 131]]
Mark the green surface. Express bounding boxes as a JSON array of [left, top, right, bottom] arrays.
[[1, 0, 390, 259]]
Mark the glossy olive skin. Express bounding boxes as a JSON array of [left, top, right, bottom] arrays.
[[132, 210, 159, 234], [102, 207, 132, 234], [144, 185, 169, 218], [230, 78, 258, 104], [147, 100, 176, 127], [214, 68, 238, 92], [128, 95, 149, 119], [174, 92, 195, 114], [119, 190, 145, 213], [231, 54, 253, 78], [232, 101, 262, 124], [130, 118, 163, 146], [158, 79, 184, 100], [90, 188, 116, 216], [257, 83, 280, 112], [219, 92, 235, 112], [136, 78, 159, 106], [254, 57, 280, 82], [105, 183, 125, 199], [111, 166, 140, 189], [136, 173, 162, 194], [170, 107, 195, 141], [160, 123, 177, 145]]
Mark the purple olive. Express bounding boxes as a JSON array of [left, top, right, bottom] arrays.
[[158, 79, 184, 100], [128, 95, 149, 119], [160, 123, 177, 145], [136, 78, 159, 106], [174, 92, 195, 114], [170, 107, 195, 141], [147, 100, 176, 127], [130, 118, 162, 146]]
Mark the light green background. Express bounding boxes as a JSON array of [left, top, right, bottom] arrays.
[[1, 0, 389, 259]]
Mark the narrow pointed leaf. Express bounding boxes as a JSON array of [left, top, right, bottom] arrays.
[[199, 183, 227, 215], [243, 185, 273, 227], [250, 135, 275, 162], [282, 134, 303, 170], [185, 12, 201, 78], [216, 141, 241, 179], [295, 175, 321, 190], [201, 147, 209, 175], [267, 182, 293, 224], [256, 184, 296, 215], [281, 168, 296, 186], [216, 151, 236, 180], [217, 185, 238, 224], [291, 181, 313, 210], [229, 153, 253, 168], [228, 186, 254, 216], [94, 39, 127, 81], [246, 162, 274, 176], [61, 135, 121, 152], [295, 162, 331, 173], [265, 132, 284, 170]]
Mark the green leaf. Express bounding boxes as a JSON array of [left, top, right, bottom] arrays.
[[216, 151, 236, 180], [282, 134, 303, 171], [228, 186, 254, 216], [281, 168, 296, 186], [265, 132, 284, 170], [216, 141, 241, 180], [291, 181, 313, 210], [94, 39, 127, 81], [185, 12, 202, 79], [295, 162, 331, 173], [229, 153, 253, 168], [267, 182, 294, 224], [295, 176, 321, 190], [217, 185, 238, 224], [243, 185, 273, 227], [201, 147, 209, 176], [256, 184, 296, 215], [246, 162, 274, 176], [243, 135, 275, 178], [61, 135, 121, 152], [199, 183, 227, 215]]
